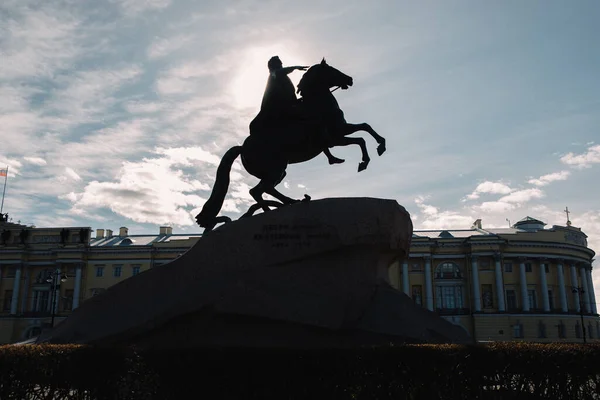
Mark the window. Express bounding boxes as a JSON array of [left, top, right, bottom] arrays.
[[528, 290, 537, 310], [596, 322, 600, 338], [32, 290, 50, 312], [412, 285, 422, 306], [132, 265, 141, 276], [435, 262, 462, 279], [558, 321, 566, 339], [543, 264, 550, 274], [113, 265, 122, 277], [411, 263, 422, 272], [62, 289, 74, 311], [513, 321, 524, 338], [589, 323, 594, 339], [481, 284, 494, 309], [548, 290, 554, 310], [538, 321, 547, 338], [435, 285, 463, 310], [525, 263, 532, 273], [575, 322, 582, 338], [96, 266, 104, 277], [506, 290, 518, 311], [504, 263, 513, 273], [3, 290, 13, 311], [25, 326, 42, 339]]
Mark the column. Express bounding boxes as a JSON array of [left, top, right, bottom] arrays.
[[424, 256, 433, 311], [10, 265, 22, 315], [20, 268, 29, 314], [580, 266, 592, 313], [53, 267, 61, 314], [586, 267, 597, 314], [539, 259, 550, 312], [556, 261, 568, 312], [570, 264, 580, 312], [471, 256, 481, 312], [494, 254, 505, 312], [519, 258, 530, 312], [73, 264, 83, 310], [402, 261, 409, 295]]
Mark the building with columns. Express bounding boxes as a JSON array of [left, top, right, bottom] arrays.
[[0, 221, 201, 343], [1, 215, 598, 344], [389, 217, 599, 342]]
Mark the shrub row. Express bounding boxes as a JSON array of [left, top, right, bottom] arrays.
[[1, 343, 599, 399]]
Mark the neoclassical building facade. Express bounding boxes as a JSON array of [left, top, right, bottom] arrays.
[[389, 217, 598, 342], [1, 215, 598, 343]]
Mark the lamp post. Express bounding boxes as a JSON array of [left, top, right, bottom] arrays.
[[572, 286, 587, 344], [46, 270, 67, 328]]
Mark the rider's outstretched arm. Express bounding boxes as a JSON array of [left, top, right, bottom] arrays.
[[280, 66, 308, 75]]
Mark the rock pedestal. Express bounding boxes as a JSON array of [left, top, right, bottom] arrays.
[[37, 197, 471, 347]]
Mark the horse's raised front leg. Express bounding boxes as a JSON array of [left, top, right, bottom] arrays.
[[342, 123, 386, 156], [334, 136, 370, 172]]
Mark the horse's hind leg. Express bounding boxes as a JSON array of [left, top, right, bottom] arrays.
[[249, 180, 272, 213]]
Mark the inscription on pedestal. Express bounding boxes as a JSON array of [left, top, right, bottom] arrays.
[[253, 223, 333, 248]]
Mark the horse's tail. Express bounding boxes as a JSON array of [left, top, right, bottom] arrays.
[[195, 146, 242, 229]]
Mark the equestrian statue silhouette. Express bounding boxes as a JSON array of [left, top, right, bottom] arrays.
[[196, 58, 386, 232]]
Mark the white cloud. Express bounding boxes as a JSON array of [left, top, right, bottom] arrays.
[[560, 144, 600, 169], [414, 195, 474, 229], [65, 167, 82, 181], [64, 146, 242, 226], [499, 188, 544, 204], [475, 201, 515, 214], [464, 181, 513, 201], [528, 171, 570, 186], [23, 157, 47, 166]]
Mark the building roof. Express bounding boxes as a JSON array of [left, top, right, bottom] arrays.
[[90, 234, 202, 247]]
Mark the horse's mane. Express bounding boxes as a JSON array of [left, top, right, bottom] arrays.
[[296, 64, 320, 97]]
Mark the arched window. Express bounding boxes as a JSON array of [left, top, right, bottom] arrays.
[[435, 262, 462, 279]]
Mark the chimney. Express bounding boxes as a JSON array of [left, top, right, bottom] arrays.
[[106, 229, 113, 237], [96, 229, 105, 238], [472, 219, 482, 229], [119, 227, 128, 237], [159, 226, 173, 235]]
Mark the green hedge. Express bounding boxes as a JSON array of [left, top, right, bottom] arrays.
[[1, 343, 599, 399]]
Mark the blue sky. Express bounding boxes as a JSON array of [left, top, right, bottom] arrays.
[[1, 1, 600, 291]]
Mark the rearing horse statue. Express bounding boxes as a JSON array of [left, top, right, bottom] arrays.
[[196, 58, 386, 232]]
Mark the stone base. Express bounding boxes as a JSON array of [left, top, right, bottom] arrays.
[[37, 197, 471, 347]]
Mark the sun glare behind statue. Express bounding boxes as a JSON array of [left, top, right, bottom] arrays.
[[230, 45, 307, 111]]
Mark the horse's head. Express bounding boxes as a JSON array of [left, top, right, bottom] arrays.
[[297, 58, 353, 96]]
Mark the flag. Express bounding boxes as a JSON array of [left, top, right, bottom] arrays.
[[0, 169, 6, 177]]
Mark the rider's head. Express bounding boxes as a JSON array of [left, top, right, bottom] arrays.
[[268, 56, 283, 71]]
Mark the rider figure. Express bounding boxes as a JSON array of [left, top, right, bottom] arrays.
[[258, 56, 343, 165]]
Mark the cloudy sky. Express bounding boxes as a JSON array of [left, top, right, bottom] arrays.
[[2, 1, 600, 291]]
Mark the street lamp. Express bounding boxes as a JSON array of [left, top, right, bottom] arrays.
[[572, 286, 587, 344], [46, 270, 67, 328]]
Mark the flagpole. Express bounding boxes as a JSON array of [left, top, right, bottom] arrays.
[[0, 166, 8, 215]]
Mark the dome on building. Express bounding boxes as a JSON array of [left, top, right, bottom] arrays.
[[513, 216, 546, 231]]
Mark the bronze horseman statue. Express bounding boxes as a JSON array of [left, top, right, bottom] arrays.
[[196, 57, 386, 232]]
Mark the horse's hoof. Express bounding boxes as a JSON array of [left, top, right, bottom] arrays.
[[358, 162, 368, 172], [377, 143, 386, 156], [328, 157, 345, 165]]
